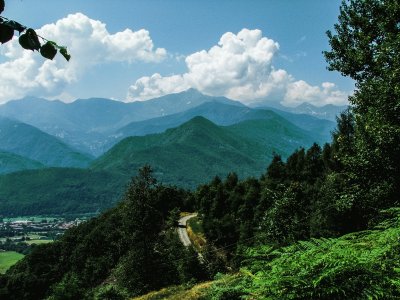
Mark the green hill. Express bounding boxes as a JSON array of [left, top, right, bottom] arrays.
[[226, 114, 316, 159], [0, 117, 93, 168], [92, 116, 315, 188], [0, 168, 127, 216], [0, 151, 44, 174], [92, 117, 263, 188]]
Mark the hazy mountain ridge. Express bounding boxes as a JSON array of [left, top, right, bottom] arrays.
[[0, 89, 244, 155], [110, 101, 335, 149], [0, 117, 93, 168], [252, 101, 348, 121], [0, 90, 341, 156]]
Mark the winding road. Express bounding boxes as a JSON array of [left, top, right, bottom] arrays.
[[177, 213, 197, 247]]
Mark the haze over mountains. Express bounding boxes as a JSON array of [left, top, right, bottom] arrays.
[[0, 89, 345, 215], [0, 89, 340, 156]]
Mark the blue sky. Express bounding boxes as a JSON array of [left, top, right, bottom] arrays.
[[0, 0, 353, 107]]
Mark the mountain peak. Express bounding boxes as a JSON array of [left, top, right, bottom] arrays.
[[183, 88, 203, 95], [176, 116, 218, 132]]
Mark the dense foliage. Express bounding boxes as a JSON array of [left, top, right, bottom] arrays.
[[203, 209, 400, 299], [0, 168, 127, 216], [0, 166, 206, 299]]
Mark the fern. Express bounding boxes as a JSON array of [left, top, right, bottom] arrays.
[[205, 208, 400, 299]]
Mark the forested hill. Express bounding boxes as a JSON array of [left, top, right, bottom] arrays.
[[0, 168, 126, 216], [91, 115, 316, 188], [0, 117, 93, 168], [0, 151, 44, 174]]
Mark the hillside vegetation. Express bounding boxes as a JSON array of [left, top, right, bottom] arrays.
[[0, 1, 399, 299], [0, 168, 127, 216], [0, 151, 44, 174], [0, 117, 93, 168], [92, 116, 315, 188], [139, 209, 400, 299]]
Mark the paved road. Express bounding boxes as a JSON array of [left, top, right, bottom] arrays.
[[177, 213, 197, 247]]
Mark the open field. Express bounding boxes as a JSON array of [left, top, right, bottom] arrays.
[[0, 251, 24, 274], [25, 239, 53, 245]]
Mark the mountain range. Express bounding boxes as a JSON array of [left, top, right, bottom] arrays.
[[0, 89, 338, 156], [0, 89, 241, 155], [0, 89, 343, 215]]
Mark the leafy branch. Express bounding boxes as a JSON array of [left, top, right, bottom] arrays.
[[0, 0, 70, 61]]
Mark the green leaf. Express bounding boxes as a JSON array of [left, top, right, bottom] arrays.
[[59, 47, 71, 61], [0, 0, 4, 15], [40, 41, 57, 60], [3, 20, 26, 33], [19, 28, 41, 51], [0, 23, 13, 44]]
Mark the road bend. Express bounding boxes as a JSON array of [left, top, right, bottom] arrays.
[[177, 213, 197, 247]]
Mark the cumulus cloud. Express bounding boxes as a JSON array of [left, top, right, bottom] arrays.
[[284, 80, 348, 107], [0, 13, 166, 103], [127, 28, 349, 107]]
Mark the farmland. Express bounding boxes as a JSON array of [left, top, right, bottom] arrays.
[[0, 251, 24, 274]]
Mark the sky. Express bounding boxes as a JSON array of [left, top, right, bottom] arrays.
[[0, 0, 354, 107]]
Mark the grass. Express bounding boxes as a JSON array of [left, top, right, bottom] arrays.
[[187, 217, 206, 251], [0, 234, 54, 243], [0, 251, 24, 274], [25, 239, 53, 245], [187, 217, 204, 235], [132, 281, 213, 300]]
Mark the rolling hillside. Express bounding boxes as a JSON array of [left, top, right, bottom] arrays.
[[0, 117, 93, 168]]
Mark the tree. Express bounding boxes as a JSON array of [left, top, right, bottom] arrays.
[[0, 0, 70, 60], [324, 0, 400, 219]]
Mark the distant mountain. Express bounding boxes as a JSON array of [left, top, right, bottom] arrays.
[[0, 89, 243, 156], [252, 102, 347, 121], [0, 168, 127, 216], [259, 107, 336, 141], [92, 116, 316, 188], [288, 102, 348, 121], [0, 117, 93, 168], [112, 101, 335, 147], [0, 151, 44, 174]]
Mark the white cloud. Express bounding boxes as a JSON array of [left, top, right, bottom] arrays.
[[0, 13, 166, 104], [284, 80, 349, 107], [127, 28, 349, 107], [128, 73, 190, 101]]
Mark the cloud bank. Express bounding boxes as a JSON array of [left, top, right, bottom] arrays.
[[0, 13, 166, 103], [127, 29, 349, 107]]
